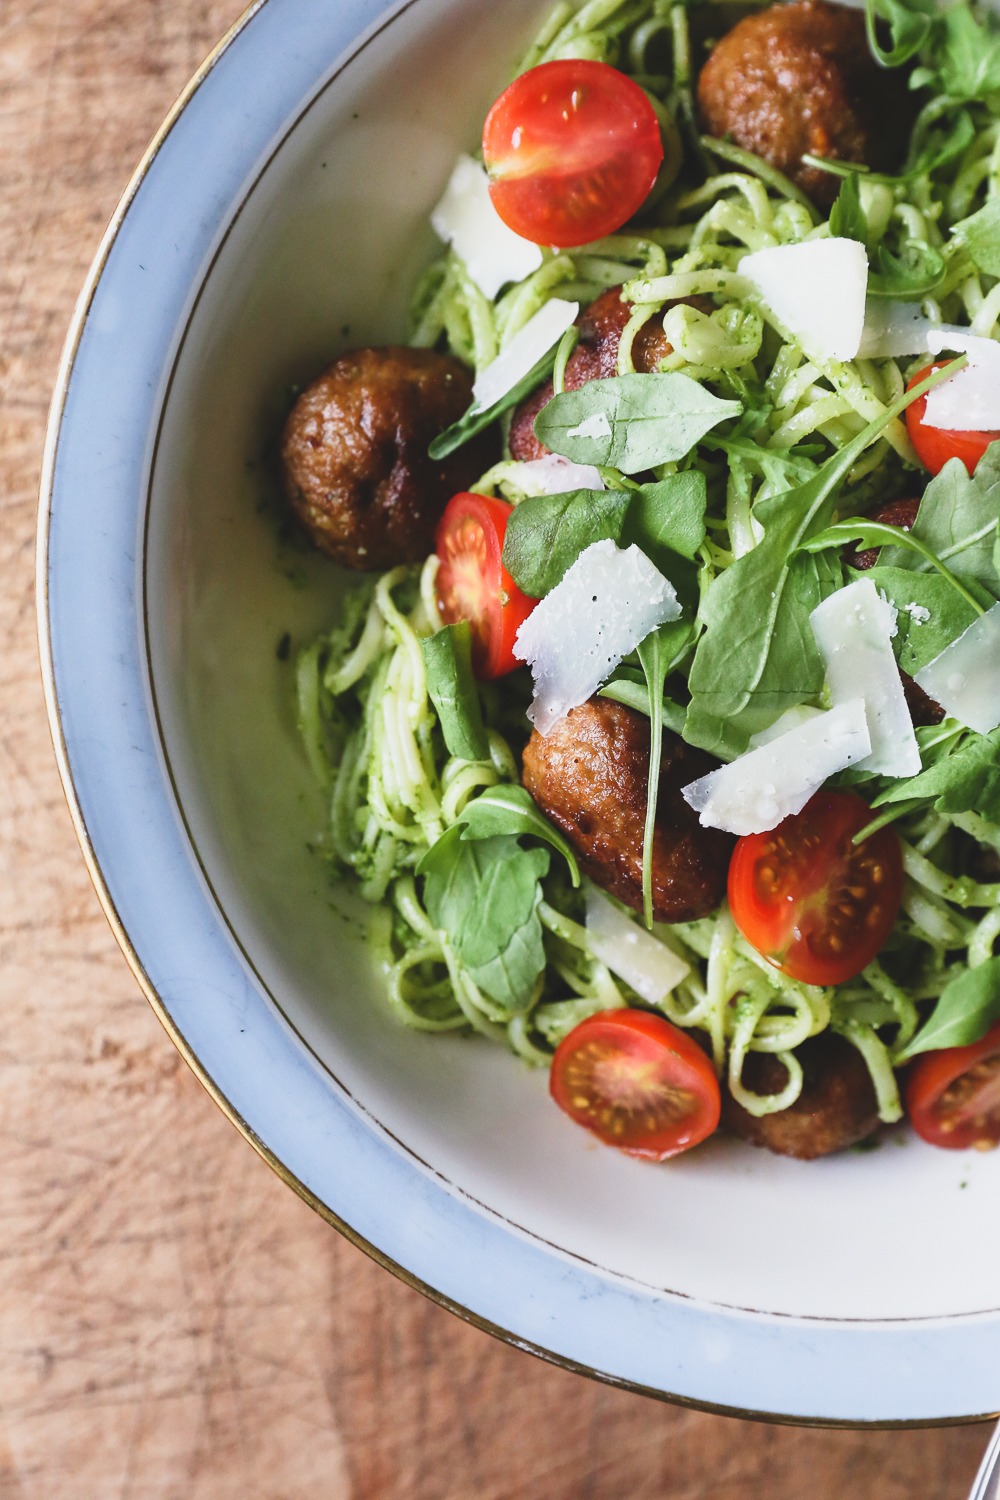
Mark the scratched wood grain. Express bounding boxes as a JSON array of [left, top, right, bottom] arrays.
[[0, 2, 992, 1495]]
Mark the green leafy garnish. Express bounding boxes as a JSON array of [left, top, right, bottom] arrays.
[[533, 373, 741, 474], [873, 727, 1000, 820], [419, 829, 550, 1011], [502, 488, 632, 596], [622, 472, 708, 564], [864, 0, 932, 68], [895, 958, 1000, 1063], [637, 625, 677, 929], [453, 783, 581, 886], [802, 518, 987, 616], [421, 623, 490, 763], [502, 472, 708, 598], [880, 447, 1000, 599], [947, 198, 1000, 278]]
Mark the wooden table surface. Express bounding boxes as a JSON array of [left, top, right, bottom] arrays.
[[0, 2, 993, 1494]]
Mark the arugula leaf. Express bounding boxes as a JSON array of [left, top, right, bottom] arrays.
[[864, 0, 932, 67], [869, 241, 945, 300], [419, 829, 550, 1011], [503, 472, 707, 600], [421, 623, 490, 762], [453, 783, 581, 886], [861, 565, 979, 673], [938, 4, 1000, 101], [905, 107, 975, 179], [951, 197, 1000, 279], [502, 488, 631, 597], [829, 172, 868, 243], [803, 518, 986, 616], [637, 626, 673, 928], [622, 472, 708, 563], [873, 727, 1000, 818], [684, 365, 955, 758], [880, 446, 1000, 599], [533, 373, 741, 474], [895, 958, 1000, 1063], [428, 348, 557, 460]]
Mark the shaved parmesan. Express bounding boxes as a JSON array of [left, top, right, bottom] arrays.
[[924, 330, 1000, 431], [515, 454, 604, 496], [914, 602, 1000, 734], [810, 579, 920, 777], [739, 238, 868, 361], [748, 703, 824, 748], [585, 886, 690, 1002], [681, 700, 871, 836], [513, 540, 681, 736], [431, 154, 543, 299], [472, 298, 578, 412], [858, 303, 964, 360]]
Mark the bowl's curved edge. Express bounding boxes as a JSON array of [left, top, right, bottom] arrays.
[[33, 0, 1000, 1430]]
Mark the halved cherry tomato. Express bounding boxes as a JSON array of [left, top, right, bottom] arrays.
[[481, 59, 664, 248], [906, 1021, 1000, 1151], [549, 1009, 721, 1160], [435, 492, 536, 679], [727, 792, 904, 988], [905, 362, 998, 476]]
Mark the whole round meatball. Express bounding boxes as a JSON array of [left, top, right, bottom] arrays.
[[521, 698, 734, 923], [282, 347, 495, 570], [722, 1033, 879, 1159], [697, 0, 912, 207], [509, 288, 707, 463]]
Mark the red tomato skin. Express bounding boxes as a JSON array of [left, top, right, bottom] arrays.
[[435, 492, 536, 680], [906, 1021, 1000, 1151], [905, 363, 998, 476], [482, 60, 664, 248], [727, 792, 904, 988], [549, 1009, 721, 1161]]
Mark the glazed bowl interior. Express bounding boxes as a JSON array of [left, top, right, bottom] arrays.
[[142, 0, 999, 1331]]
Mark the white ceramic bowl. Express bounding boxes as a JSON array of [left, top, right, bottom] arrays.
[[39, 0, 1000, 1424]]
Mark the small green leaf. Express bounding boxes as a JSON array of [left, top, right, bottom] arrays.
[[502, 488, 631, 597], [950, 197, 1000, 278], [421, 623, 490, 762], [873, 727, 1000, 819], [420, 831, 550, 1012], [623, 472, 708, 563], [869, 241, 945, 300], [880, 445, 1000, 600], [829, 172, 868, 243], [938, 4, 1000, 101], [895, 958, 1000, 1063], [864, 0, 932, 68], [637, 625, 673, 928], [454, 783, 581, 886], [533, 373, 741, 474], [802, 518, 986, 617]]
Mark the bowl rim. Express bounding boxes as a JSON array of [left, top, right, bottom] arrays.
[[36, 0, 1000, 1427]]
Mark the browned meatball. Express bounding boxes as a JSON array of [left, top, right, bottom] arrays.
[[844, 497, 944, 726], [697, 0, 912, 208], [282, 347, 495, 570], [521, 698, 734, 922], [509, 288, 707, 462], [722, 1033, 879, 1159]]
